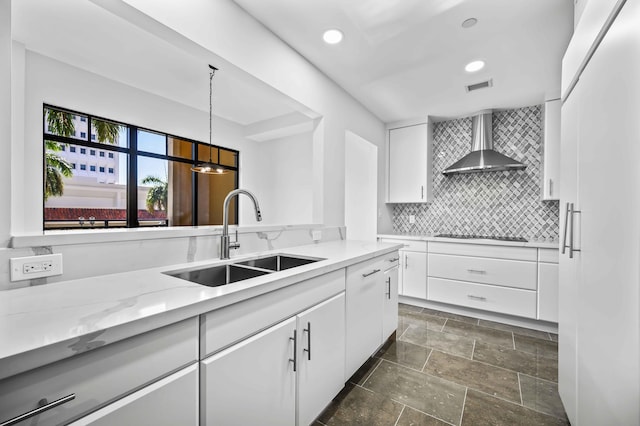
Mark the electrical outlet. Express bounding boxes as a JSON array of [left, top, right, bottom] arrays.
[[409, 215, 416, 224], [312, 230, 322, 241], [11, 254, 63, 281]]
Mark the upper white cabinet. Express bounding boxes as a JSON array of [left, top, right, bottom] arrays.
[[387, 122, 433, 203], [542, 99, 561, 200]]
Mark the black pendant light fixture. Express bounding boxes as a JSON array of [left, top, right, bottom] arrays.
[[191, 65, 229, 175]]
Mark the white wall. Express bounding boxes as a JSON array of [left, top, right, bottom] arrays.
[[345, 131, 378, 241], [0, 1, 11, 248]]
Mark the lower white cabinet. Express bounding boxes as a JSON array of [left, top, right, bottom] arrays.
[[70, 364, 198, 426], [538, 263, 559, 322], [401, 251, 428, 299], [201, 293, 346, 426], [383, 266, 399, 339]]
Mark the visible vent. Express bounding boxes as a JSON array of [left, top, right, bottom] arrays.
[[465, 79, 493, 92]]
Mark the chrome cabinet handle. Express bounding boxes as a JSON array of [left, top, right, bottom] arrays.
[[467, 269, 486, 274], [1, 394, 76, 426], [386, 277, 391, 299], [421, 186, 424, 199], [467, 294, 487, 301], [568, 202, 581, 259], [561, 202, 570, 254], [289, 330, 297, 372], [303, 322, 311, 361], [405, 255, 408, 269], [549, 179, 553, 197], [362, 269, 381, 278], [388, 257, 399, 262]]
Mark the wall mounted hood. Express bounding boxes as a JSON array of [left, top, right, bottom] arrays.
[[442, 112, 526, 176]]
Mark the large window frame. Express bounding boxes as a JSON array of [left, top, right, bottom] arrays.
[[43, 105, 239, 230]]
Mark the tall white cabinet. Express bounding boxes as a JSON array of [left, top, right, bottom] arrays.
[[559, 0, 640, 424]]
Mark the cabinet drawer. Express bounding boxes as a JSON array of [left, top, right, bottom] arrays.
[[428, 278, 537, 318], [428, 254, 537, 290], [0, 318, 198, 426], [201, 269, 345, 358], [538, 248, 559, 264], [429, 241, 537, 261], [379, 238, 427, 252]]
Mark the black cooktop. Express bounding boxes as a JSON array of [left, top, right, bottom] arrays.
[[435, 234, 528, 243]]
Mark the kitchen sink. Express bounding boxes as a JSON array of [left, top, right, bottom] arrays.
[[165, 254, 324, 287], [235, 255, 320, 271]]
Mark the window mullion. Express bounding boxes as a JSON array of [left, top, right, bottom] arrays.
[[127, 127, 139, 228]]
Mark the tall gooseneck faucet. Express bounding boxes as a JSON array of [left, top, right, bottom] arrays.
[[221, 189, 262, 259]]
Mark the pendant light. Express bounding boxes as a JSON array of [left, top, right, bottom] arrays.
[[191, 65, 229, 175]]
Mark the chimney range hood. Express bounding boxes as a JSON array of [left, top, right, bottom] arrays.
[[442, 112, 526, 176]]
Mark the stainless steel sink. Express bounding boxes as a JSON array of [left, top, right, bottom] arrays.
[[236, 255, 321, 271], [166, 263, 270, 287], [165, 254, 324, 287]]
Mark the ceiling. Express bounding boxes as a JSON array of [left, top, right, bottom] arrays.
[[11, 0, 304, 126], [232, 0, 574, 122]]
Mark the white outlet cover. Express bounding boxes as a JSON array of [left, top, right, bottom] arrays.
[[409, 215, 416, 224], [312, 230, 322, 241], [10, 253, 63, 281]]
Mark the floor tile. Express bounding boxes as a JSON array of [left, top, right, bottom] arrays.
[[399, 325, 474, 358], [461, 389, 568, 426], [443, 320, 513, 347], [399, 310, 448, 332], [380, 340, 432, 371], [396, 406, 452, 426], [473, 341, 558, 382], [477, 319, 551, 340], [349, 356, 382, 386], [421, 307, 478, 325], [519, 374, 567, 420], [549, 333, 558, 342], [399, 303, 424, 313], [424, 350, 521, 403], [514, 335, 558, 360], [318, 383, 404, 426], [363, 360, 466, 425]]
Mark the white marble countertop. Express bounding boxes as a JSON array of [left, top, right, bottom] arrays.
[[377, 234, 559, 249], [0, 240, 401, 380]]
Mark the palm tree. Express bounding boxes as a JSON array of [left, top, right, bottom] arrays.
[[44, 141, 73, 200], [142, 176, 168, 214]]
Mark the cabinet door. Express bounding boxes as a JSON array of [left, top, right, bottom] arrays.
[[345, 258, 384, 378], [297, 293, 345, 426], [538, 263, 559, 323], [401, 251, 427, 299], [388, 124, 428, 203], [70, 364, 198, 426], [201, 317, 296, 426], [542, 99, 560, 200], [382, 266, 399, 339]]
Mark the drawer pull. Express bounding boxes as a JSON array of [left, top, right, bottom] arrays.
[[388, 257, 399, 262], [289, 330, 297, 372], [467, 269, 486, 274], [303, 322, 311, 361], [362, 269, 381, 278], [1, 394, 76, 426], [467, 294, 487, 301], [386, 277, 391, 299]]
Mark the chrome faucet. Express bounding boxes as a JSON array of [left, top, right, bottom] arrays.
[[220, 189, 262, 259]]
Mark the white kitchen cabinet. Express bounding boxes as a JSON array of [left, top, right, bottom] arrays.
[[387, 122, 433, 203], [538, 262, 559, 322], [382, 265, 399, 339], [559, 1, 640, 423], [201, 317, 297, 426], [401, 250, 428, 299], [297, 293, 345, 426], [542, 99, 561, 200], [70, 364, 198, 426]]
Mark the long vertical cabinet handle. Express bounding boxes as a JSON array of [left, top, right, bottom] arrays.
[[289, 330, 297, 372], [549, 179, 553, 197], [386, 277, 391, 299], [303, 322, 311, 361], [1, 394, 76, 426], [561, 202, 570, 254], [569, 202, 581, 259], [421, 186, 424, 200], [405, 254, 408, 269]]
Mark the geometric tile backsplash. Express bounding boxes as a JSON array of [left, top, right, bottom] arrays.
[[392, 105, 559, 242]]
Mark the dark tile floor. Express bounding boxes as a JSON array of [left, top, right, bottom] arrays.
[[316, 303, 568, 426]]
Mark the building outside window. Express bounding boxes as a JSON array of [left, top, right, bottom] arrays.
[[70, 146, 76, 153], [43, 105, 239, 230], [91, 134, 96, 141], [80, 132, 86, 138]]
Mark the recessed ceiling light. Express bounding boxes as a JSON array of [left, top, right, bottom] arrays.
[[465, 60, 485, 73], [462, 18, 478, 28], [323, 29, 343, 44]]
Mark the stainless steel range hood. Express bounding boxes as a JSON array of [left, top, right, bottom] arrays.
[[442, 112, 526, 176]]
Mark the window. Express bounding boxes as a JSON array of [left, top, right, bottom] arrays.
[[80, 117, 87, 122], [70, 146, 76, 153], [80, 132, 86, 138], [43, 105, 239, 230], [71, 163, 76, 169], [61, 145, 66, 151], [91, 134, 96, 141]]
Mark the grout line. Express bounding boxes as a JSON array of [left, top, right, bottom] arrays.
[[519, 372, 559, 385], [512, 332, 516, 350], [390, 400, 457, 426], [360, 358, 383, 387], [441, 318, 448, 332], [459, 387, 468, 426], [393, 405, 406, 426], [421, 348, 433, 372], [471, 339, 476, 360], [398, 324, 411, 341], [517, 372, 523, 405]]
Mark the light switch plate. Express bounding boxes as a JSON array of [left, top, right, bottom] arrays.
[[409, 215, 416, 224], [312, 230, 322, 241], [10, 253, 63, 281]]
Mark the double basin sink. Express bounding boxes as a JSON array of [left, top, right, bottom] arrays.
[[165, 254, 323, 287]]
